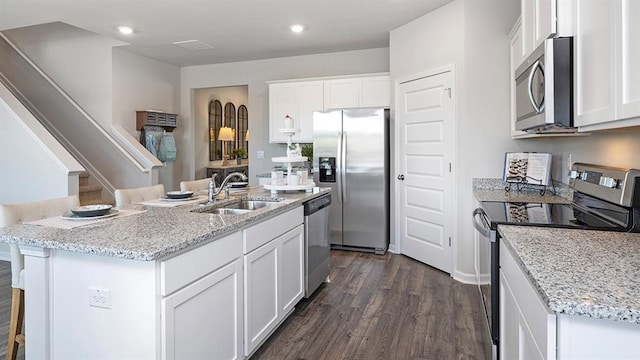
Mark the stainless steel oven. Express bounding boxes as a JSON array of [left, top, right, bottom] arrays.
[[472, 163, 640, 360]]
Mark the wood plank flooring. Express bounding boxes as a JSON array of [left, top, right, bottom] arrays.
[[0, 251, 488, 360], [252, 250, 490, 360]]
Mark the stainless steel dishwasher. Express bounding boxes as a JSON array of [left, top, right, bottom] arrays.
[[303, 194, 331, 298]]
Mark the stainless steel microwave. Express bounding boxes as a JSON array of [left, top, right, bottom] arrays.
[[514, 37, 573, 133]]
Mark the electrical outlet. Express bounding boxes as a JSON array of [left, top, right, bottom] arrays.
[[257, 150, 265, 159], [89, 288, 111, 309]]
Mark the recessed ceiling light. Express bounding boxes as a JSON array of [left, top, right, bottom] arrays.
[[290, 24, 304, 33], [117, 26, 133, 35]]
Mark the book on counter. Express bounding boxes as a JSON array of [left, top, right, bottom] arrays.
[[503, 152, 552, 186]]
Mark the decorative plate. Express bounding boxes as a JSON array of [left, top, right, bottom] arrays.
[[70, 204, 113, 217], [166, 190, 194, 199]]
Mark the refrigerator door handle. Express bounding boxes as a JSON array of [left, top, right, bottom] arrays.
[[336, 131, 343, 204], [342, 131, 347, 203]]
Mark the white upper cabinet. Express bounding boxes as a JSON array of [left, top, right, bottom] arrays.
[[509, 18, 529, 138], [268, 74, 389, 143], [575, 0, 640, 131], [268, 81, 323, 143], [324, 75, 390, 110], [616, 0, 640, 120], [518, 0, 573, 68]]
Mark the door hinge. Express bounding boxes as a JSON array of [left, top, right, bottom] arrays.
[[449, 162, 452, 172], [445, 87, 452, 98], [449, 237, 452, 247]]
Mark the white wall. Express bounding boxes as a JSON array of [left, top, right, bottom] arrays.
[[180, 48, 390, 184], [3, 22, 122, 130], [112, 48, 181, 190], [193, 86, 248, 179], [391, 0, 520, 281]]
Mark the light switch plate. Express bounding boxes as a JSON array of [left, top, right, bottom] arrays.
[[257, 150, 264, 159]]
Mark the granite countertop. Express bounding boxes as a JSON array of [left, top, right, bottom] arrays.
[[0, 187, 331, 262], [498, 225, 640, 324], [473, 178, 573, 203]]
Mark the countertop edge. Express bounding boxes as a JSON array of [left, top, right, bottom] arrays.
[[498, 225, 640, 325]]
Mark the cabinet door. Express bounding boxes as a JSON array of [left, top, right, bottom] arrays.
[[574, 0, 616, 127], [269, 83, 297, 143], [162, 259, 243, 360], [510, 18, 529, 138], [360, 76, 390, 108], [244, 239, 279, 356], [296, 81, 324, 142], [616, 0, 640, 120], [324, 79, 359, 109], [500, 271, 520, 360], [522, 0, 557, 56], [279, 225, 304, 316]]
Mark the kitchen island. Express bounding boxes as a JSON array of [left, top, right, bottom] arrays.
[[0, 186, 330, 360], [498, 225, 640, 359]]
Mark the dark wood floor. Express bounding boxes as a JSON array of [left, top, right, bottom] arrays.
[[0, 251, 488, 360], [252, 250, 490, 360]]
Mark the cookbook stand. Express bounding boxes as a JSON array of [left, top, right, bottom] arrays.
[[263, 128, 315, 194], [504, 177, 557, 196]]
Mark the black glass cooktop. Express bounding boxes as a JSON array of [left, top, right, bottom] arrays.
[[480, 201, 630, 232]]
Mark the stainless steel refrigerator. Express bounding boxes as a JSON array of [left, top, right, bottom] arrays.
[[312, 108, 389, 254]]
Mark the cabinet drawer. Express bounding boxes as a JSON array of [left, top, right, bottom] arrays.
[[160, 231, 242, 296], [145, 112, 158, 125], [156, 113, 167, 125], [243, 207, 303, 254], [166, 114, 178, 126], [500, 242, 556, 359]]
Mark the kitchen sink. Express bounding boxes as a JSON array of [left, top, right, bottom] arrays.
[[223, 200, 279, 210], [193, 198, 281, 215], [208, 208, 253, 215]]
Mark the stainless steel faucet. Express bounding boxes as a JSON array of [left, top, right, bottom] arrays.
[[208, 172, 248, 203]]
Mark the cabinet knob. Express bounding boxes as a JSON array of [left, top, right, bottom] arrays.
[[397, 174, 405, 180]]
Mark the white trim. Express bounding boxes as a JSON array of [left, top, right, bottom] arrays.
[[111, 125, 164, 169], [266, 72, 390, 85]]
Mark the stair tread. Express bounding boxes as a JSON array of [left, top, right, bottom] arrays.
[[79, 184, 102, 192], [80, 198, 115, 206]]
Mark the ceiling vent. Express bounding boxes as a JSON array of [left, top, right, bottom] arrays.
[[172, 40, 215, 51]]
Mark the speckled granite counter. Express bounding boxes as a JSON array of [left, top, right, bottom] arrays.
[[498, 225, 640, 324], [473, 178, 573, 203], [0, 187, 331, 261]]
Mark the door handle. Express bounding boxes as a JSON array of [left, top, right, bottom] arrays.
[[527, 60, 545, 113], [397, 174, 405, 180]]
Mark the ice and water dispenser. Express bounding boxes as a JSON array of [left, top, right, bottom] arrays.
[[318, 157, 336, 183]]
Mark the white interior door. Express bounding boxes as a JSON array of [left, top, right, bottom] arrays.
[[396, 70, 454, 274]]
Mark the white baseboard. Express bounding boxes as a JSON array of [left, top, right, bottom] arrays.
[[453, 270, 478, 285]]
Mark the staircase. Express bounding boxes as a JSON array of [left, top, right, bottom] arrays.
[[79, 172, 114, 206]]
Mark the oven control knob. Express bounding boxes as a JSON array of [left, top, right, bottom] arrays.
[[600, 177, 618, 188]]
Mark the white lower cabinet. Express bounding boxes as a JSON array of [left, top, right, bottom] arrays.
[[160, 231, 244, 360], [500, 242, 556, 360], [162, 259, 243, 360], [244, 237, 279, 354], [243, 207, 305, 357]]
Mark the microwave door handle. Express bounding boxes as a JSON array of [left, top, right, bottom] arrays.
[[527, 60, 545, 113]]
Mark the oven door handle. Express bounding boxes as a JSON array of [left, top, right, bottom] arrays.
[[472, 208, 493, 239]]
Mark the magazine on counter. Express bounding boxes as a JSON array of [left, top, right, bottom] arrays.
[[503, 152, 552, 186]]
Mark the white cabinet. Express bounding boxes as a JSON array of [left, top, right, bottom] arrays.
[[575, 0, 640, 131], [244, 236, 279, 354], [243, 207, 304, 356], [509, 18, 530, 138], [162, 259, 243, 360], [500, 242, 556, 360], [518, 0, 573, 69], [323, 75, 390, 109], [161, 231, 244, 360], [573, 0, 616, 128], [521, 0, 557, 56], [268, 81, 323, 143]]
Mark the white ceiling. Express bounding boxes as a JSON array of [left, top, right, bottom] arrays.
[[0, 0, 453, 67]]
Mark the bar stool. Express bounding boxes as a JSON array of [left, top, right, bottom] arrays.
[[0, 195, 80, 360], [114, 184, 165, 209]]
